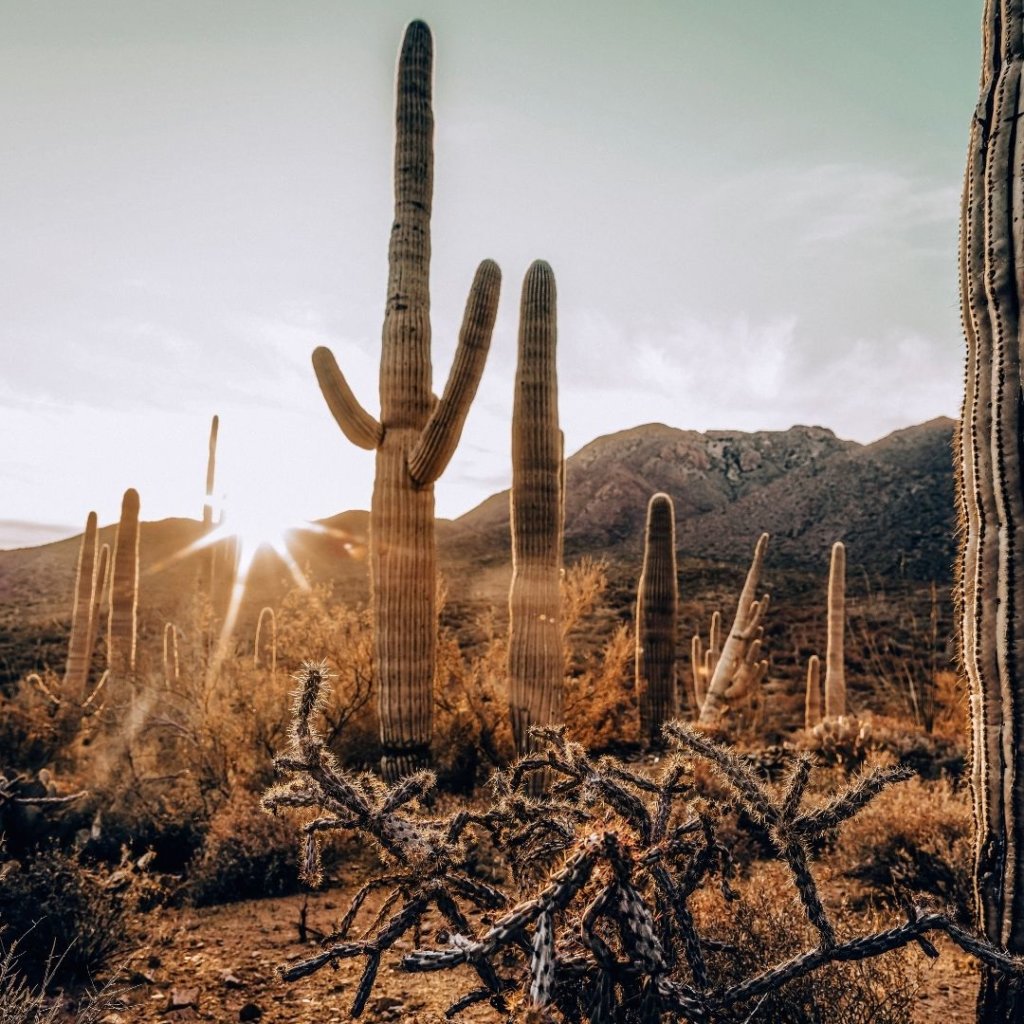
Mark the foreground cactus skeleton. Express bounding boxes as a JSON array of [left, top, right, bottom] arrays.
[[266, 663, 1023, 1021], [311, 21, 500, 780]]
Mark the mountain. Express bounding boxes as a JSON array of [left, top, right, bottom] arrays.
[[452, 418, 956, 581]]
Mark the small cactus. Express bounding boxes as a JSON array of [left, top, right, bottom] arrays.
[[824, 541, 846, 718], [64, 511, 98, 699], [804, 653, 822, 732], [254, 606, 277, 675], [690, 609, 721, 715], [507, 261, 563, 756], [107, 488, 140, 689], [635, 492, 678, 742]]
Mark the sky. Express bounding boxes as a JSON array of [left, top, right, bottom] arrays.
[[0, 1, 981, 547]]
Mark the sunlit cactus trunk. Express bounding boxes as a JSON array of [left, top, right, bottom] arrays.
[[824, 541, 846, 717], [698, 532, 769, 724], [107, 488, 140, 692], [203, 414, 219, 528], [311, 22, 500, 781], [64, 511, 98, 699], [84, 542, 110, 691], [636, 493, 678, 744], [959, 3, 1024, 1017], [163, 622, 180, 687], [255, 606, 277, 675], [508, 261, 563, 755]]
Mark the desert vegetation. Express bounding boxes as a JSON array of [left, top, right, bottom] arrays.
[[2, 8, 1022, 1024]]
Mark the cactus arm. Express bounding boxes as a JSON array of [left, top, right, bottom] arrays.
[[313, 347, 383, 451], [408, 259, 501, 486], [698, 533, 770, 723]]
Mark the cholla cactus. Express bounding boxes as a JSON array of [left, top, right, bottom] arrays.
[[267, 670, 1023, 1020]]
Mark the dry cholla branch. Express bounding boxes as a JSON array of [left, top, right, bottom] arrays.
[[265, 662, 1024, 1022]]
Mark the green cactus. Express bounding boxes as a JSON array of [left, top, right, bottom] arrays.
[[804, 653, 822, 732], [107, 488, 140, 688], [63, 511, 98, 699], [958, 3, 1024, 1012], [824, 541, 846, 718], [311, 21, 500, 780], [698, 533, 770, 724], [508, 261, 563, 755], [636, 492, 678, 743]]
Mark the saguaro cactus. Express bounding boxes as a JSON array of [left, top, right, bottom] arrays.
[[636, 493, 678, 743], [312, 22, 501, 780], [824, 541, 846, 718], [107, 488, 140, 686], [508, 261, 563, 755], [690, 610, 720, 716], [203, 414, 219, 528], [64, 511, 98, 698], [698, 533, 770, 724], [805, 654, 822, 732], [255, 606, 277, 675], [959, 4, 1024, 1015]]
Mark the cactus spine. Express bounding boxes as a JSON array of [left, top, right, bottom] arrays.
[[203, 414, 219, 528], [805, 654, 822, 732], [824, 541, 846, 718], [64, 511, 98, 698], [107, 488, 140, 686], [958, 3, 1024, 1012], [698, 533, 770, 724], [312, 22, 500, 780], [636, 493, 678, 743], [508, 261, 563, 755]]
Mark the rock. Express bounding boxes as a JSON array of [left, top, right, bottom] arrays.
[[166, 987, 199, 1011], [239, 1004, 263, 1021], [221, 971, 244, 989]]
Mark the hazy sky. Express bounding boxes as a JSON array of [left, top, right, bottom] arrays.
[[0, 2, 980, 547]]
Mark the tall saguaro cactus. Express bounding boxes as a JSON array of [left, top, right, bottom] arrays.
[[508, 261, 563, 755], [64, 511, 98, 698], [959, 4, 1024, 1016], [312, 21, 501, 780], [636, 493, 678, 743], [107, 488, 140, 687], [824, 541, 846, 718]]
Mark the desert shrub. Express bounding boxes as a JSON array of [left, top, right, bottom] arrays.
[[835, 775, 974, 918], [691, 861, 918, 1023], [187, 789, 301, 906], [0, 849, 134, 985]]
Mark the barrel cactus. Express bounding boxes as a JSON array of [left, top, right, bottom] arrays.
[[635, 492, 678, 743], [311, 22, 501, 780], [507, 261, 563, 755]]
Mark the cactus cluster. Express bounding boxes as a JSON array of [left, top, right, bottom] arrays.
[[312, 21, 500, 781], [267, 664, 1023, 1021], [694, 533, 770, 724]]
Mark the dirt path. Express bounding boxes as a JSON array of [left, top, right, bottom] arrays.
[[94, 886, 980, 1024]]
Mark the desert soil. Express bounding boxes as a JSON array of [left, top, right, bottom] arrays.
[[84, 882, 979, 1024]]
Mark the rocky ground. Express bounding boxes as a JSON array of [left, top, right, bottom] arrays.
[[77, 883, 979, 1024]]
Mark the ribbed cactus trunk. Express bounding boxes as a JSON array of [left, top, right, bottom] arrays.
[[636, 493, 678, 744], [107, 488, 140, 691], [824, 541, 846, 718], [203, 414, 219, 528], [698, 533, 770, 724], [64, 511, 98, 699], [508, 261, 563, 756], [959, 4, 1024, 1017], [312, 22, 500, 781], [805, 654, 822, 732]]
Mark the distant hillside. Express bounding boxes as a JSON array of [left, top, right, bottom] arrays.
[[453, 418, 956, 581]]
